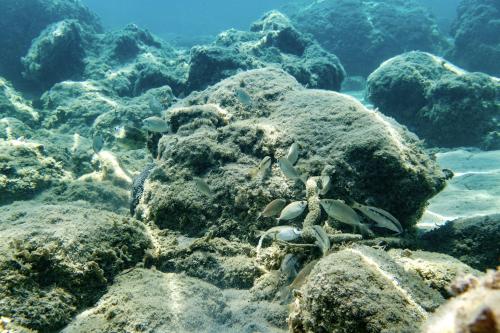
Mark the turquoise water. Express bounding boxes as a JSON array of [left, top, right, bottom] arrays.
[[0, 0, 498, 332]]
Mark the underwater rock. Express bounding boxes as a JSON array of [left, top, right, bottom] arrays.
[[0, 77, 39, 126], [63, 268, 288, 333], [448, 0, 500, 77], [154, 235, 260, 289], [84, 24, 188, 97], [21, 19, 89, 90], [287, 0, 447, 77], [423, 268, 500, 333], [388, 249, 482, 297], [0, 139, 65, 205], [0, 0, 101, 88], [187, 11, 345, 92], [288, 245, 444, 332], [0, 203, 152, 332], [420, 214, 500, 271], [62, 269, 231, 333], [137, 68, 445, 239], [367, 51, 500, 149]]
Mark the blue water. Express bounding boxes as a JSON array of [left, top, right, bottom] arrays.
[[82, 0, 288, 44]]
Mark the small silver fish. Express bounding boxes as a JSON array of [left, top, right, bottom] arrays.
[[193, 177, 213, 197], [280, 254, 300, 282], [256, 226, 302, 254], [149, 96, 163, 113], [278, 158, 306, 184], [143, 116, 169, 133], [92, 134, 104, 153], [258, 198, 287, 219], [352, 202, 403, 234], [320, 199, 362, 227], [311, 225, 330, 256], [235, 88, 252, 106], [286, 143, 299, 165], [250, 156, 272, 178], [319, 175, 331, 196], [277, 201, 308, 222]]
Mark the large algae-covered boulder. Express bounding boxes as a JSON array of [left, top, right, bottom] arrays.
[[84, 24, 188, 97], [21, 19, 89, 90], [0, 139, 66, 204], [62, 269, 230, 333], [63, 268, 288, 333], [448, 0, 500, 77], [288, 245, 444, 332], [187, 11, 345, 92], [388, 249, 482, 297], [0, 0, 101, 86], [367, 51, 500, 149], [0, 203, 152, 332], [287, 0, 447, 77], [420, 214, 500, 271], [136, 68, 445, 238]]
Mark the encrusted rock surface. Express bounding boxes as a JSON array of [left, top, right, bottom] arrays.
[[287, 0, 447, 76], [367, 51, 500, 149], [289, 245, 444, 333], [0, 203, 152, 332], [448, 0, 500, 76], [137, 68, 445, 239]]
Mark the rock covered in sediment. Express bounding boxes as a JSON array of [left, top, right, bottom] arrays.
[[136, 68, 445, 239], [288, 245, 444, 333], [420, 214, 500, 271], [0, 77, 39, 126], [21, 19, 90, 90], [0, 0, 101, 87], [388, 249, 482, 297], [448, 0, 500, 77], [367, 51, 500, 149], [62, 268, 288, 333], [286, 0, 447, 77], [84, 24, 188, 97], [423, 268, 500, 333], [0, 139, 66, 204], [62, 269, 230, 333], [0, 203, 152, 332], [187, 11, 345, 92]]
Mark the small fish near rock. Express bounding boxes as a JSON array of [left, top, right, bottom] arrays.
[[277, 201, 308, 223], [256, 226, 302, 255], [278, 158, 307, 184], [249, 156, 272, 178], [143, 116, 169, 133], [193, 177, 213, 197], [258, 198, 287, 219], [92, 133, 104, 154]]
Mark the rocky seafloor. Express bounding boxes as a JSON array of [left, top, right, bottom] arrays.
[[1, 1, 499, 332]]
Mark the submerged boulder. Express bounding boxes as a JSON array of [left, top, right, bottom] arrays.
[[22, 19, 89, 90], [0, 139, 65, 205], [366, 51, 500, 149], [287, 0, 447, 77], [136, 68, 445, 240], [420, 214, 500, 271], [448, 0, 500, 77], [0, 0, 101, 87], [84, 24, 188, 97], [0, 203, 152, 332], [187, 11, 345, 92], [288, 245, 444, 333]]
